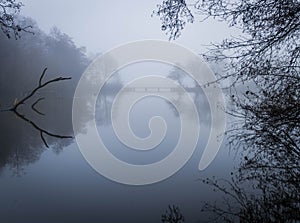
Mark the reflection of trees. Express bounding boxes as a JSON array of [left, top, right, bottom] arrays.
[[0, 16, 124, 175], [1, 68, 73, 147], [0, 17, 88, 175], [155, 0, 300, 222], [161, 205, 185, 223], [167, 67, 210, 124], [96, 79, 123, 125]]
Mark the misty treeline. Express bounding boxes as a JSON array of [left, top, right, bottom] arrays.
[[0, 15, 89, 175], [155, 0, 300, 222]]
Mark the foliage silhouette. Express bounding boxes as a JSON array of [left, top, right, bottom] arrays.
[[155, 0, 300, 222], [162, 205, 185, 223], [0, 0, 32, 38], [153, 0, 194, 40]]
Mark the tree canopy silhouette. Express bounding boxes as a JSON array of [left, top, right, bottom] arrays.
[[0, 0, 32, 38], [155, 0, 300, 222]]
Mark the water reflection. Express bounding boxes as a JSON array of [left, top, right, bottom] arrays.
[[0, 25, 88, 174], [0, 27, 234, 223]]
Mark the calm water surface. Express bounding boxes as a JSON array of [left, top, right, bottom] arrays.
[[0, 62, 235, 223]]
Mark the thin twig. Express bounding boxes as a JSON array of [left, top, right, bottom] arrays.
[[31, 97, 45, 116]]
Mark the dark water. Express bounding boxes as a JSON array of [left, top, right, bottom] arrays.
[[0, 61, 235, 223]]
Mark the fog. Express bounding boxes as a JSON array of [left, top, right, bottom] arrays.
[[20, 0, 236, 54], [0, 2, 239, 223]]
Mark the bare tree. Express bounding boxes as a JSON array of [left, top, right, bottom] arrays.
[[0, 0, 32, 38], [154, 0, 300, 222], [152, 0, 194, 40]]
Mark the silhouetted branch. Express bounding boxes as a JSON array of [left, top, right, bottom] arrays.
[[1, 67, 73, 148], [154, 1, 300, 221], [39, 67, 47, 86], [162, 205, 185, 223], [0, 0, 33, 39], [153, 0, 194, 40], [12, 68, 71, 111], [31, 97, 45, 116]]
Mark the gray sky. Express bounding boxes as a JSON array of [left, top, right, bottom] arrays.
[[20, 0, 234, 54]]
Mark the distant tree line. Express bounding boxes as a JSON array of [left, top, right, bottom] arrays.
[[0, 14, 88, 175]]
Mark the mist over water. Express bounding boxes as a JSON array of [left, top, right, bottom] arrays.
[[0, 16, 235, 223]]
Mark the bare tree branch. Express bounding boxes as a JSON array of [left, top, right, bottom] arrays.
[[31, 97, 45, 116], [1, 67, 73, 148], [154, 0, 300, 221], [0, 0, 33, 39], [162, 205, 185, 223]]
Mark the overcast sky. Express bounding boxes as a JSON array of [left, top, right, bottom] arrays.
[[20, 0, 235, 54]]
